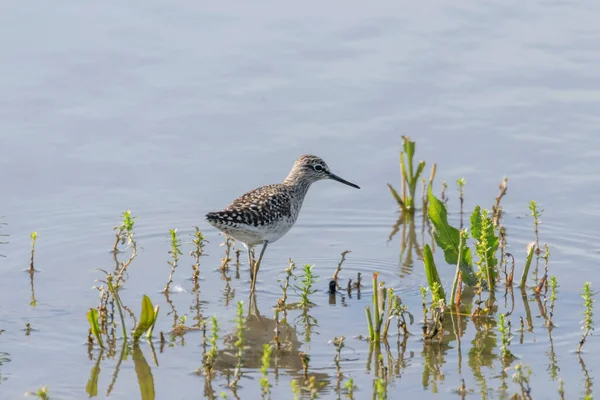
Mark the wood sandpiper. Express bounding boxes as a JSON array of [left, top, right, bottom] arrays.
[[206, 154, 360, 293]]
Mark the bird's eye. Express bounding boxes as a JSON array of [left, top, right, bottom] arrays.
[[313, 164, 324, 172]]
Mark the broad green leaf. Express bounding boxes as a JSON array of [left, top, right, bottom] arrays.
[[470, 206, 482, 239], [427, 187, 477, 286], [87, 308, 104, 349], [423, 244, 446, 302], [133, 295, 155, 341]]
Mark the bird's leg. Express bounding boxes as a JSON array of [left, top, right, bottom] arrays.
[[247, 245, 255, 281], [250, 241, 269, 294]]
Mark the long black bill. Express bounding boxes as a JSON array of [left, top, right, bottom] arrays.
[[329, 172, 360, 189]]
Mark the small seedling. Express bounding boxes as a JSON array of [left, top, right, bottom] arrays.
[[113, 210, 136, 253], [294, 264, 318, 308], [113, 211, 139, 286], [29, 232, 38, 272], [577, 282, 594, 353], [546, 276, 559, 327], [277, 258, 297, 313], [190, 227, 207, 285], [541, 244, 551, 285], [219, 235, 235, 271], [529, 200, 542, 250], [163, 229, 183, 293], [203, 316, 220, 376], [390, 294, 413, 336]]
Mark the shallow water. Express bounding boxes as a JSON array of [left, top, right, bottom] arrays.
[[2, 0, 600, 399]]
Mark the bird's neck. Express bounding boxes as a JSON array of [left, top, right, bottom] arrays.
[[283, 172, 312, 199]]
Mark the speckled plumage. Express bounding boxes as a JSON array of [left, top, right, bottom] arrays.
[[206, 154, 360, 292], [205, 183, 299, 246]]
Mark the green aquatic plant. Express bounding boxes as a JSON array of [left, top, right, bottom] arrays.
[[86, 308, 104, 349], [577, 282, 594, 353], [113, 209, 136, 252], [163, 228, 183, 293], [203, 316, 220, 376], [364, 273, 408, 341], [190, 226, 207, 285], [423, 244, 445, 303], [277, 258, 297, 313], [546, 276, 559, 327], [427, 188, 476, 285], [387, 135, 427, 213], [113, 210, 139, 287], [471, 206, 499, 291], [295, 264, 318, 308], [132, 295, 159, 341], [390, 293, 413, 336], [29, 231, 38, 271], [529, 200, 542, 249]]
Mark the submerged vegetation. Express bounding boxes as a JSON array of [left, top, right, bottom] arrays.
[[2, 138, 598, 399]]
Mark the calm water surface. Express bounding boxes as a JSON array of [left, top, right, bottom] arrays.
[[2, 1, 600, 399]]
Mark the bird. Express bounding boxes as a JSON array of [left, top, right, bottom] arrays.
[[206, 154, 360, 294]]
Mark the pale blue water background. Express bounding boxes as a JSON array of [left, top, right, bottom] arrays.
[[1, 0, 600, 398]]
